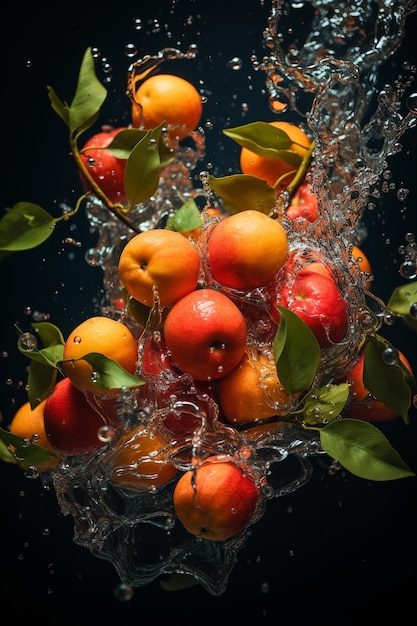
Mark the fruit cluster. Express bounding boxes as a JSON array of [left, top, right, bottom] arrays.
[[2, 58, 415, 551]]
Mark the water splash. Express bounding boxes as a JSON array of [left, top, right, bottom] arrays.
[[49, 0, 416, 595]]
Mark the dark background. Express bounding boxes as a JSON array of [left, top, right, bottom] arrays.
[[1, 2, 416, 623]]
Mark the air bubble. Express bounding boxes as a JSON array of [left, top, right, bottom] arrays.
[[113, 583, 134, 602], [399, 259, 417, 279], [19, 333, 38, 351], [382, 347, 399, 365]]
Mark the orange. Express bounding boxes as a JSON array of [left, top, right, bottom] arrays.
[[173, 456, 260, 541], [118, 229, 201, 308], [352, 244, 373, 291], [62, 316, 138, 395], [206, 209, 288, 290], [109, 424, 178, 491], [9, 400, 61, 471], [344, 349, 413, 422], [131, 73, 203, 142], [239, 120, 311, 192], [218, 349, 292, 425]]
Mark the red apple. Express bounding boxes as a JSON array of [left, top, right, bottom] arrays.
[[286, 182, 318, 222], [44, 377, 114, 456], [163, 289, 248, 381], [79, 127, 128, 204], [277, 268, 349, 349]]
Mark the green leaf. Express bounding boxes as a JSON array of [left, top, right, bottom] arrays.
[[223, 121, 306, 167], [126, 296, 152, 328], [320, 418, 415, 481], [364, 335, 414, 424], [124, 126, 163, 207], [387, 281, 417, 333], [31, 322, 65, 347], [165, 199, 202, 233], [60, 352, 145, 391], [160, 573, 200, 591], [27, 361, 58, 410], [208, 174, 277, 215], [0, 203, 57, 252], [0, 437, 17, 464], [106, 127, 174, 167], [47, 85, 70, 127], [273, 305, 321, 394], [0, 427, 57, 466], [68, 47, 107, 137], [303, 383, 349, 425]]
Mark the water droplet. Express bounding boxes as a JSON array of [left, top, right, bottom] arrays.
[[19, 332, 37, 351], [124, 43, 137, 58], [113, 582, 134, 602], [409, 302, 417, 318], [382, 347, 399, 365], [227, 57, 243, 70], [399, 259, 417, 279], [406, 92, 417, 113], [98, 425, 116, 443]]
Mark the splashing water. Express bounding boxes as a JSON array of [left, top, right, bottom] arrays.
[[49, 0, 416, 595]]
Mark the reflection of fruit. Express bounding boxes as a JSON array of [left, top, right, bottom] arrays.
[[173, 456, 260, 541], [240, 121, 311, 192], [62, 316, 138, 394], [131, 73, 203, 142], [218, 350, 291, 425], [164, 288, 248, 381], [278, 268, 349, 349], [109, 424, 177, 491], [79, 127, 128, 204], [118, 229, 201, 307], [286, 182, 318, 221], [207, 210, 288, 290], [343, 350, 413, 422], [9, 400, 61, 471], [44, 377, 111, 455]]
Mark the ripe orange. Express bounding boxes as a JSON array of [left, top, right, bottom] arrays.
[[62, 316, 138, 395], [207, 209, 288, 290], [131, 73, 203, 142], [239, 121, 311, 192], [163, 288, 248, 381], [344, 349, 413, 422], [352, 244, 373, 291], [9, 400, 61, 471], [173, 456, 260, 541], [218, 349, 292, 425], [118, 229, 201, 308], [109, 424, 178, 491]]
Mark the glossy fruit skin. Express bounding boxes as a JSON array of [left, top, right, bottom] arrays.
[[352, 244, 373, 291], [131, 73, 203, 142], [62, 316, 138, 395], [218, 350, 291, 424], [173, 457, 260, 541], [286, 182, 318, 221], [239, 121, 311, 192], [278, 268, 349, 349], [343, 351, 413, 422], [109, 424, 178, 491], [163, 288, 248, 381], [44, 377, 111, 456], [206, 210, 288, 290], [118, 229, 201, 308], [9, 399, 61, 471], [79, 127, 128, 204]]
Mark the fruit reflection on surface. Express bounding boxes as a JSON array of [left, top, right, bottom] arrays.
[[131, 73, 203, 142], [173, 456, 260, 541], [118, 229, 201, 307], [62, 316, 138, 394], [163, 288, 248, 381], [79, 127, 128, 204], [9, 400, 61, 471], [239, 120, 311, 191], [206, 209, 288, 290]]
